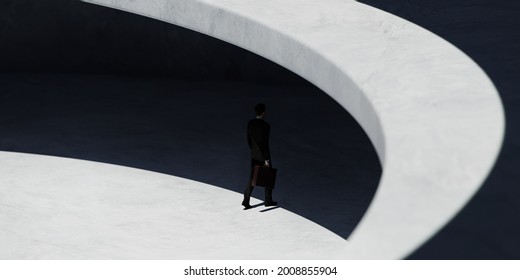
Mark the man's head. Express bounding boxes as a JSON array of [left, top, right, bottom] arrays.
[[254, 103, 266, 117]]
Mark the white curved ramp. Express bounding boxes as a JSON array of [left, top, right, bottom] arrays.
[[77, 0, 505, 259]]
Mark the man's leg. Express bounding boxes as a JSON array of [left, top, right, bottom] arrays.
[[243, 184, 254, 207], [264, 188, 277, 206], [242, 161, 257, 209]]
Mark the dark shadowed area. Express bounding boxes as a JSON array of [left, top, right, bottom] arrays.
[[0, 0, 381, 239], [0, 0, 303, 83], [358, 0, 520, 259]]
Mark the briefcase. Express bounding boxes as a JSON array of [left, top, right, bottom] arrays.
[[252, 165, 277, 188]]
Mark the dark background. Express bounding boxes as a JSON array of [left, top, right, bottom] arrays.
[[0, 0, 302, 83], [1, 0, 519, 258], [0, 0, 381, 241]]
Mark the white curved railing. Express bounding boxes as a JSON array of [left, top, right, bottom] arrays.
[[81, 0, 505, 259]]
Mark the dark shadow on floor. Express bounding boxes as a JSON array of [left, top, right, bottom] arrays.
[[260, 206, 280, 213], [0, 73, 381, 239]]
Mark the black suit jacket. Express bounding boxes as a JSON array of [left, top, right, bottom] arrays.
[[247, 118, 271, 162]]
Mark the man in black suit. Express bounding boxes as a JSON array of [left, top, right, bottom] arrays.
[[242, 103, 277, 210]]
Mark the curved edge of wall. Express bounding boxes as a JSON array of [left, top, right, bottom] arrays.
[[80, 0, 505, 259]]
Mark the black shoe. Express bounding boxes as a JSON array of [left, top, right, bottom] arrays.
[[264, 201, 278, 207], [242, 202, 252, 210]]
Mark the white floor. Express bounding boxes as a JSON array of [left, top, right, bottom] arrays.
[[1, 0, 506, 260], [83, 0, 505, 259], [0, 152, 349, 259]]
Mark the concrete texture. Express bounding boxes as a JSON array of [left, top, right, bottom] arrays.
[[357, 0, 520, 259], [0, 1, 385, 259], [0, 73, 380, 259], [0, 151, 352, 259], [81, 0, 504, 259], [1, 0, 516, 259]]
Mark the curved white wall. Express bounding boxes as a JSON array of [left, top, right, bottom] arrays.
[[81, 0, 504, 259]]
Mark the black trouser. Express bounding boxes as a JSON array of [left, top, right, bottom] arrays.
[[243, 159, 274, 205]]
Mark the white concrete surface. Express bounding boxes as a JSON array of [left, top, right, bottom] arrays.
[[0, 0, 502, 259], [76, 0, 505, 259], [0, 151, 350, 259]]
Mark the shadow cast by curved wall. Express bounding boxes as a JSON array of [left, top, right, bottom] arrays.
[[0, 1, 381, 239]]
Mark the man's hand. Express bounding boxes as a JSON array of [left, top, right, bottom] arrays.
[[264, 160, 270, 167]]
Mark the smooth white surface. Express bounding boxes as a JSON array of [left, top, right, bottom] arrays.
[[76, 0, 504, 258], [0, 0, 498, 259], [0, 152, 350, 259], [75, 0, 505, 259]]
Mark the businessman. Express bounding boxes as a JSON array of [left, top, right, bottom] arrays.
[[242, 103, 277, 210]]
